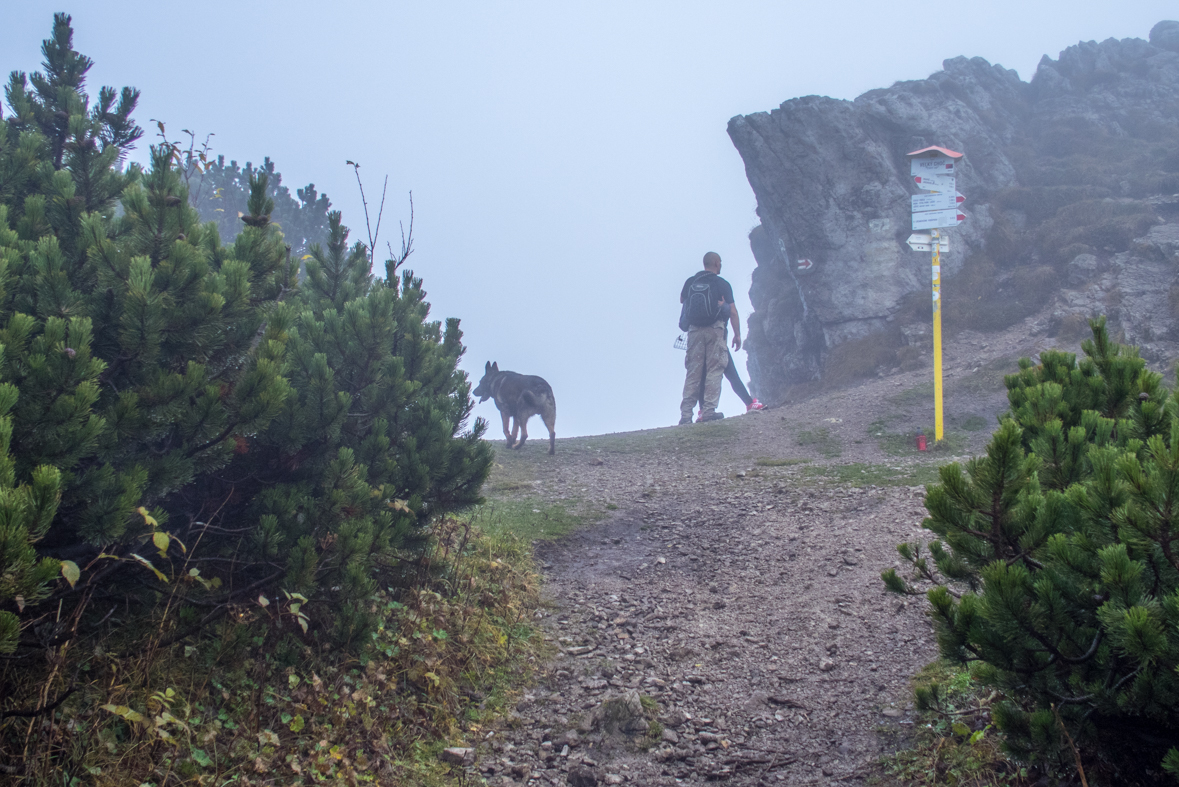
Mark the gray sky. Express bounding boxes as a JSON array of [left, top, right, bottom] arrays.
[[4, 2, 1174, 437]]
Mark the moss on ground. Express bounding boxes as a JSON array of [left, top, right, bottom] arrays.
[[875, 660, 1032, 787], [796, 426, 842, 458], [805, 462, 942, 488]]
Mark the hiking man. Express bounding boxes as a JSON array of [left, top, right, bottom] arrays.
[[678, 252, 740, 424], [688, 302, 766, 420]]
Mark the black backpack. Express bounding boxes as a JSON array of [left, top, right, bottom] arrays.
[[679, 272, 724, 331]]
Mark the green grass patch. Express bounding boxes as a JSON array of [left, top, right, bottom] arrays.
[[485, 477, 534, 494], [869, 418, 920, 456], [878, 660, 1031, 786], [956, 414, 991, 432], [889, 380, 935, 407], [573, 418, 739, 456], [754, 457, 810, 467], [924, 431, 968, 455], [869, 419, 968, 458], [796, 426, 841, 458], [806, 462, 942, 487], [483, 453, 538, 496], [471, 498, 592, 542], [954, 356, 1019, 397]]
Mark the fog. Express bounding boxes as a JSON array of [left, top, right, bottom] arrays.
[[3, 1, 1172, 437]]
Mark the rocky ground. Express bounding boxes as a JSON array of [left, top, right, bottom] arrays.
[[465, 316, 1097, 787]]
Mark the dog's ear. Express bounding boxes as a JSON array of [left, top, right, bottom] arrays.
[[492, 362, 499, 372], [484, 361, 491, 373]]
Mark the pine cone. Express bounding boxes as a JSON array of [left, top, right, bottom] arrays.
[[241, 214, 269, 228], [164, 195, 182, 207]]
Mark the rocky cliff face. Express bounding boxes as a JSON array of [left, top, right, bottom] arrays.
[[730, 21, 1179, 403]]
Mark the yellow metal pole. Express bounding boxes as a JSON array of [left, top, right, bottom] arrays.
[[931, 229, 944, 442]]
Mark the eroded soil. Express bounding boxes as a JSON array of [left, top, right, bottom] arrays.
[[471, 320, 1077, 786]]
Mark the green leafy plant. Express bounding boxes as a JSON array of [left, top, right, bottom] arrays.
[[881, 661, 1029, 786]]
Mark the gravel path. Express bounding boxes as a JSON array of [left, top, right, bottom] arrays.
[[473, 317, 1077, 786]]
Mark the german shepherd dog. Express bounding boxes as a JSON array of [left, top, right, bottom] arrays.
[[472, 362, 557, 454]]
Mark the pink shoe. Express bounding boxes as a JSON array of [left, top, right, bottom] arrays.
[[747, 398, 766, 412], [695, 408, 704, 423]]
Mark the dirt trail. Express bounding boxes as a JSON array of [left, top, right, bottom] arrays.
[[473, 319, 1073, 786]]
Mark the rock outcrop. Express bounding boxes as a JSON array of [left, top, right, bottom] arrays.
[[730, 21, 1179, 403]]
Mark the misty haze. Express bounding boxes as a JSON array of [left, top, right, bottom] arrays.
[[4, 4, 1179, 786]]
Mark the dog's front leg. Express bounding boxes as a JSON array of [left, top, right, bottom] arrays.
[[509, 416, 521, 448], [501, 409, 515, 447]]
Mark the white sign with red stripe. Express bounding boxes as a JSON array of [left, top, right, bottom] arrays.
[[911, 192, 965, 212], [913, 173, 955, 192], [795, 258, 814, 271], [911, 157, 955, 177], [912, 209, 965, 231]]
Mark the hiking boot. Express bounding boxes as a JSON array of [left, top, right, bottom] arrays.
[[678, 415, 693, 425], [700, 411, 725, 422], [747, 398, 766, 412]]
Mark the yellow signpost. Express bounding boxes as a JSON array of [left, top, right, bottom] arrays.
[[906, 146, 965, 443], [931, 228, 943, 441]]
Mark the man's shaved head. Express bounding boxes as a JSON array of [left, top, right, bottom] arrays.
[[703, 252, 721, 270]]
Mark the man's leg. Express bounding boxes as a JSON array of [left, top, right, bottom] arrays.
[[696, 352, 708, 419], [723, 350, 753, 407], [699, 327, 727, 418], [679, 329, 706, 423]]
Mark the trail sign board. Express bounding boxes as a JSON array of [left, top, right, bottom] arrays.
[[912, 209, 965, 231], [911, 192, 964, 212], [906, 233, 950, 252], [913, 173, 955, 192], [911, 157, 955, 178], [905, 146, 964, 446]]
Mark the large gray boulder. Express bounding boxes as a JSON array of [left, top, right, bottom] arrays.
[[730, 22, 1179, 403]]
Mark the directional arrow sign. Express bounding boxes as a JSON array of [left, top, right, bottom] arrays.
[[906, 233, 950, 252], [911, 157, 955, 177], [795, 258, 814, 272], [912, 192, 965, 212], [912, 209, 966, 231], [913, 173, 956, 192]]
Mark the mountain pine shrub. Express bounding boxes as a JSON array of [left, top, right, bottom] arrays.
[[0, 14, 491, 671], [884, 317, 1179, 778], [187, 152, 333, 259]]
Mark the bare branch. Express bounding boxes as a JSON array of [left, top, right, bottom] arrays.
[[347, 160, 386, 264], [371, 174, 388, 259], [387, 191, 415, 276]]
